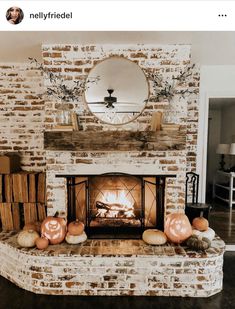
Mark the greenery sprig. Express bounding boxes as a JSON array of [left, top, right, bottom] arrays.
[[29, 57, 99, 102], [147, 64, 196, 102]]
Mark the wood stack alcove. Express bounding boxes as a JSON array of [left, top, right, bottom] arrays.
[[0, 172, 46, 231]]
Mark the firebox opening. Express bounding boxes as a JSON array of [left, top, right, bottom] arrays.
[[66, 173, 166, 239]]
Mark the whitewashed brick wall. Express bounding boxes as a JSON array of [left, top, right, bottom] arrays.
[[42, 44, 199, 216], [0, 64, 45, 171], [0, 44, 200, 217]]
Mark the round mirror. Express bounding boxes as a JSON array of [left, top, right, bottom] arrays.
[[84, 57, 149, 125]]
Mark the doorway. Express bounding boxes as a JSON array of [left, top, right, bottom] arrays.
[[206, 98, 235, 203], [206, 98, 235, 244]]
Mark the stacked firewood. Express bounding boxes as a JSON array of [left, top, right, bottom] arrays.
[[0, 172, 46, 231]]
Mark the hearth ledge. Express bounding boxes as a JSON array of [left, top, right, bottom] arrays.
[[0, 231, 225, 297]]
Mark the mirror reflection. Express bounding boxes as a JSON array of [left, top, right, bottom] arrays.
[[85, 57, 149, 125]]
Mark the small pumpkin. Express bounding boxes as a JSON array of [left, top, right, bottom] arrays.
[[192, 227, 215, 241], [36, 237, 49, 250], [17, 230, 39, 248], [192, 216, 209, 231], [186, 235, 211, 251], [23, 221, 41, 233], [41, 215, 67, 245], [34, 221, 42, 233], [23, 223, 37, 232], [65, 232, 87, 244], [164, 213, 192, 244], [142, 229, 167, 245], [67, 220, 84, 236]]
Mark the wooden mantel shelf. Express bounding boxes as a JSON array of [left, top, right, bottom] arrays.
[[44, 130, 186, 152]]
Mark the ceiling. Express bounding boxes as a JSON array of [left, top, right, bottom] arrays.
[[1, 31, 235, 64]]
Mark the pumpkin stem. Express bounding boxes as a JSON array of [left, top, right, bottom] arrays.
[[200, 211, 203, 217]]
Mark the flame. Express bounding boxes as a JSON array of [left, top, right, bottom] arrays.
[[104, 190, 133, 210], [97, 190, 135, 218]]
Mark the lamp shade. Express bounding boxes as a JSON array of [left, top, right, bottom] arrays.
[[230, 143, 235, 155], [216, 144, 230, 154]]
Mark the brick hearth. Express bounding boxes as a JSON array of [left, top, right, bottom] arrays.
[[0, 231, 225, 297]]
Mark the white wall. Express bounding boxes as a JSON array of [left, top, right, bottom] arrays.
[[197, 65, 235, 202]]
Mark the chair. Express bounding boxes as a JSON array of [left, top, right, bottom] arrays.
[[185, 172, 212, 223]]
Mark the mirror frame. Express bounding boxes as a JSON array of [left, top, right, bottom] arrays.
[[84, 56, 150, 126]]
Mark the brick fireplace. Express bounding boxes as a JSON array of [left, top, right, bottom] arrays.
[[0, 43, 225, 298]]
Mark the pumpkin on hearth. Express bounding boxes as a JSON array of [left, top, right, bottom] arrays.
[[142, 229, 167, 245], [192, 216, 209, 231], [67, 220, 84, 236], [164, 213, 192, 244], [17, 230, 40, 248], [23, 221, 41, 233], [186, 235, 211, 251], [65, 232, 87, 244], [192, 227, 215, 241], [23, 223, 37, 232], [41, 216, 67, 245], [36, 236, 49, 250]]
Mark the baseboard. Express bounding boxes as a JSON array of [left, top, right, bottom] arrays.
[[225, 245, 235, 251]]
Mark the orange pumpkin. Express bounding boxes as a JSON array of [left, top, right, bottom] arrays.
[[34, 221, 42, 233], [23, 223, 37, 232], [164, 213, 192, 244], [41, 216, 67, 245], [23, 221, 41, 233], [67, 220, 84, 236], [192, 217, 209, 231], [36, 237, 49, 250]]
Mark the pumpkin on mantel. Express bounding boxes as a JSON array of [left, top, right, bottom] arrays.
[[41, 216, 67, 245], [164, 213, 192, 244]]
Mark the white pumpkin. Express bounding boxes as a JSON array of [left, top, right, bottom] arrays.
[[65, 231, 87, 244], [192, 227, 215, 241], [17, 230, 40, 248], [142, 229, 167, 245]]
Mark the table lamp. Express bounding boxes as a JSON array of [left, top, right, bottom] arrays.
[[230, 143, 235, 155], [216, 143, 230, 171]]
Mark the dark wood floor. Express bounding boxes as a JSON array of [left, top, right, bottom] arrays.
[[209, 200, 235, 244]]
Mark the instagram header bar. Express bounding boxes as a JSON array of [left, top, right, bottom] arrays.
[[0, 1, 235, 31]]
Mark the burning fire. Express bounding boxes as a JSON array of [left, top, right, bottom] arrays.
[[96, 190, 135, 218]]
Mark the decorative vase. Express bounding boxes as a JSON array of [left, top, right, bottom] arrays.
[[56, 109, 72, 125]]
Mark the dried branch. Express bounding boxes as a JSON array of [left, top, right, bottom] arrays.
[[147, 64, 196, 102], [28, 57, 99, 102]]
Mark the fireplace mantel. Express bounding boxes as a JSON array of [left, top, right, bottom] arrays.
[[44, 130, 186, 152]]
